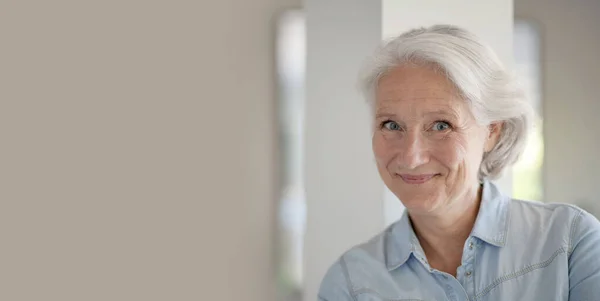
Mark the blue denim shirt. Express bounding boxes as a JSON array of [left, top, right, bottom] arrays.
[[318, 181, 600, 300]]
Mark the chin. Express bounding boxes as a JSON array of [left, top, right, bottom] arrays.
[[395, 190, 442, 212], [403, 198, 440, 211]]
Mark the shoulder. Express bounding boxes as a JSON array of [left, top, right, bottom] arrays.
[[510, 197, 584, 217], [318, 256, 354, 300], [567, 206, 600, 254], [318, 225, 396, 299], [510, 198, 587, 230], [508, 198, 599, 250], [557, 202, 600, 294]]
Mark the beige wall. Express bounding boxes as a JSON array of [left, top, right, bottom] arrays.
[[516, 0, 600, 209], [3, 1, 298, 300]]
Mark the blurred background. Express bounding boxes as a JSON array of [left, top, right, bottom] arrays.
[[2, 1, 599, 300]]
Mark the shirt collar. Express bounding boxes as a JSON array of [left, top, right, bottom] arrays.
[[384, 180, 511, 271], [384, 210, 417, 271], [470, 179, 511, 247]]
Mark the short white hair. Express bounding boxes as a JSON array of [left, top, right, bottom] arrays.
[[360, 24, 534, 180]]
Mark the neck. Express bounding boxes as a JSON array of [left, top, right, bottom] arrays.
[[408, 183, 483, 275]]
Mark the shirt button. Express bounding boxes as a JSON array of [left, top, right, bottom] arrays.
[[469, 242, 474, 250], [465, 271, 472, 277]]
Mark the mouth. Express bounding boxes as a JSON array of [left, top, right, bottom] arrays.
[[397, 173, 439, 184]]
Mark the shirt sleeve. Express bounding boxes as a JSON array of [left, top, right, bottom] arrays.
[[568, 209, 600, 300], [317, 257, 356, 301]]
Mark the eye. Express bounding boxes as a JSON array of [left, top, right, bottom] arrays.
[[432, 121, 451, 131], [382, 120, 401, 131]]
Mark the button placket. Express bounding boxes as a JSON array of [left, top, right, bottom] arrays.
[[460, 238, 478, 300]]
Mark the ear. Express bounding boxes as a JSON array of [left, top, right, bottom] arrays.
[[484, 122, 503, 152]]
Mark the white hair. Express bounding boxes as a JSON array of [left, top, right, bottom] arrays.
[[360, 24, 534, 180]]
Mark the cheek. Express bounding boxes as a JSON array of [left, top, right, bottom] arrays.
[[372, 133, 391, 163], [431, 136, 469, 168], [432, 134, 486, 179]]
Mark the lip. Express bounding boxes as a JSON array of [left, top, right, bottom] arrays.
[[398, 173, 438, 184]]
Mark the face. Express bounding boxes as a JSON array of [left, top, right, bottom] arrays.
[[372, 64, 501, 215]]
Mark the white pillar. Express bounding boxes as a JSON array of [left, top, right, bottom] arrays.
[[381, 1, 516, 195], [303, 1, 384, 300], [381, 0, 516, 225]]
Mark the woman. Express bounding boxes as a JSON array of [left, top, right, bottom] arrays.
[[318, 25, 600, 300]]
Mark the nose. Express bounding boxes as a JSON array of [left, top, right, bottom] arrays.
[[397, 131, 429, 170]]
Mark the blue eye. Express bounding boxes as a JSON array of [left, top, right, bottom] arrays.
[[382, 121, 401, 131], [432, 121, 451, 131]]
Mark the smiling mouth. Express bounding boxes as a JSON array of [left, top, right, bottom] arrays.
[[397, 173, 439, 184]]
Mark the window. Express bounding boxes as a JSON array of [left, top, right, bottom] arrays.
[[513, 20, 544, 201]]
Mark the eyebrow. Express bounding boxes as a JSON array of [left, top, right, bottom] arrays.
[[375, 112, 396, 119], [374, 109, 460, 120]]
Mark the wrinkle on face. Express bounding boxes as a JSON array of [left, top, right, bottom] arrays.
[[372, 63, 488, 216]]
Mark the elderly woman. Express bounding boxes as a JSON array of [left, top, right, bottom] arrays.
[[318, 25, 600, 300]]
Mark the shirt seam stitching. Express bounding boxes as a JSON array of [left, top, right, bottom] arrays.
[[340, 256, 359, 301], [501, 195, 511, 245], [568, 209, 584, 255], [353, 288, 425, 301], [474, 246, 567, 299], [510, 198, 558, 210]]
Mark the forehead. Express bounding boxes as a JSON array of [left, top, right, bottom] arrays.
[[375, 64, 465, 113]]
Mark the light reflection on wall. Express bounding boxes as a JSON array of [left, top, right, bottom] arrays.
[[276, 10, 305, 301]]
